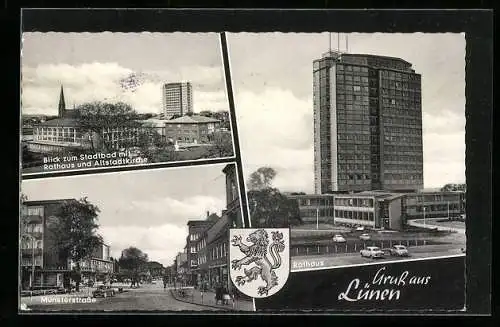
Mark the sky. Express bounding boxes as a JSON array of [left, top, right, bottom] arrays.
[[21, 164, 231, 267], [21, 32, 228, 115], [228, 33, 466, 191]]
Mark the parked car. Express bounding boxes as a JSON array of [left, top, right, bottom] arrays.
[[359, 233, 371, 241], [355, 226, 365, 231], [332, 234, 346, 243], [360, 246, 385, 259], [92, 285, 115, 298], [390, 245, 409, 257]]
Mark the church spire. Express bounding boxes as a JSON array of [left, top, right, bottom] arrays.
[[58, 85, 66, 117]]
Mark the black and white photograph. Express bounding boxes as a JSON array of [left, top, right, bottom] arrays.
[[227, 33, 467, 310], [21, 32, 235, 175], [19, 164, 255, 312]]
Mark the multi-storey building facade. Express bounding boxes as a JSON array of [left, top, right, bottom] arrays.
[[70, 242, 113, 282], [162, 82, 193, 118], [179, 164, 244, 293], [402, 191, 465, 221], [20, 199, 77, 290], [164, 115, 220, 144], [285, 194, 336, 225], [313, 51, 423, 194], [223, 164, 243, 229], [186, 220, 215, 286], [287, 190, 465, 231], [333, 191, 405, 230], [27, 86, 146, 154]]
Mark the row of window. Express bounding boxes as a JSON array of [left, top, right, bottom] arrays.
[[383, 145, 422, 153], [383, 113, 422, 123], [384, 118, 421, 127], [23, 206, 44, 217], [405, 194, 463, 203], [383, 153, 423, 161], [337, 134, 371, 142], [299, 208, 335, 217], [296, 198, 334, 206], [338, 163, 372, 171], [211, 242, 227, 260], [383, 135, 422, 144], [412, 203, 462, 212], [335, 210, 375, 221], [383, 173, 422, 180], [337, 144, 371, 152], [20, 239, 43, 249], [380, 70, 420, 81], [380, 79, 421, 89], [338, 153, 371, 160], [340, 173, 371, 181], [23, 224, 43, 233], [335, 197, 375, 207], [337, 125, 371, 134], [337, 65, 369, 73], [383, 162, 422, 170], [383, 127, 422, 136]]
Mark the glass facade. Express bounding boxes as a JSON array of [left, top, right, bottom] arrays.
[[313, 53, 423, 193]]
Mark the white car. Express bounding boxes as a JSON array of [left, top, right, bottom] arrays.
[[332, 234, 346, 243], [360, 246, 385, 259], [359, 233, 371, 241], [390, 245, 409, 257], [355, 226, 365, 231]]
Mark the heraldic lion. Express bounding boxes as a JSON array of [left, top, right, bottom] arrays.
[[231, 229, 286, 296]]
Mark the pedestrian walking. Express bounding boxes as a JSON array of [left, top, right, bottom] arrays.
[[163, 275, 167, 290], [215, 284, 223, 305], [222, 286, 231, 305]]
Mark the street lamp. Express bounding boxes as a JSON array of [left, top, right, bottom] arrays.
[[316, 207, 319, 230], [423, 207, 426, 227]]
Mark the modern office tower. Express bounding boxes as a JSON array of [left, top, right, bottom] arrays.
[[313, 51, 423, 194], [162, 82, 193, 118]]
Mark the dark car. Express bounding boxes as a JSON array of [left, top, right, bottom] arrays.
[[92, 285, 115, 298]]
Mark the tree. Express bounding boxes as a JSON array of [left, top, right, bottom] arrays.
[[77, 101, 141, 152], [51, 198, 103, 292], [248, 188, 301, 228], [247, 167, 277, 191], [246, 167, 302, 228], [119, 247, 149, 281], [170, 114, 182, 120], [208, 131, 234, 158], [441, 183, 466, 192], [199, 110, 214, 117]]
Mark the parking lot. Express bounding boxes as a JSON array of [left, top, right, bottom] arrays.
[[289, 224, 463, 257]]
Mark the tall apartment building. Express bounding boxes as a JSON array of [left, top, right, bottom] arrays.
[[20, 198, 114, 290], [313, 51, 424, 194], [162, 82, 193, 118]]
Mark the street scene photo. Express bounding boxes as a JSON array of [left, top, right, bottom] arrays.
[[228, 33, 466, 272], [19, 163, 254, 312], [21, 32, 234, 175]]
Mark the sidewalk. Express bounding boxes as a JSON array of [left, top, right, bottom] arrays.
[[171, 288, 253, 311]]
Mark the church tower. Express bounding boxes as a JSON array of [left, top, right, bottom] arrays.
[[58, 85, 66, 118]]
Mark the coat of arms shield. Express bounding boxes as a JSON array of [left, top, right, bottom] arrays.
[[229, 228, 290, 298]]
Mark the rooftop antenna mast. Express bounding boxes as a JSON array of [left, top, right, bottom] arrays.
[[329, 32, 332, 53]]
